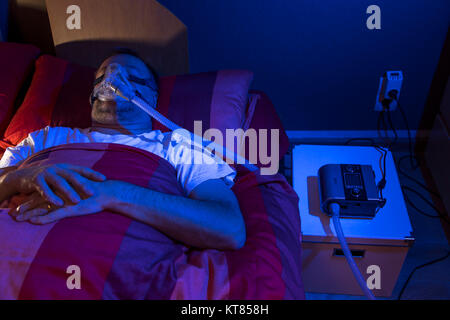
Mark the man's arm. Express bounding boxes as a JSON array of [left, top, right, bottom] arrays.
[[0, 164, 106, 205], [13, 174, 246, 250], [0, 166, 19, 203], [108, 179, 246, 250]]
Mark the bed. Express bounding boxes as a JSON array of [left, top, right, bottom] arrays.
[[0, 42, 304, 299]]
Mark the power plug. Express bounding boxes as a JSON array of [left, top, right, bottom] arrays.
[[374, 71, 403, 111]]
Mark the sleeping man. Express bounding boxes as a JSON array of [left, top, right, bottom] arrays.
[[0, 51, 246, 250]]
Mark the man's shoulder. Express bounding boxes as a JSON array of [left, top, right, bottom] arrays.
[[32, 126, 76, 135], [30, 125, 72, 131], [139, 129, 168, 141], [25, 126, 77, 142]]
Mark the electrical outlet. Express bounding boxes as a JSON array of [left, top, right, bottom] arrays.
[[374, 71, 403, 111]]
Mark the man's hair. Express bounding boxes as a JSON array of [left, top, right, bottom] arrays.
[[106, 47, 159, 82]]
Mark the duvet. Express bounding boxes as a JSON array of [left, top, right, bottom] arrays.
[[0, 142, 304, 299]]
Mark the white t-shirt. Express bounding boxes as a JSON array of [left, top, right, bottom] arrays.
[[0, 126, 236, 196]]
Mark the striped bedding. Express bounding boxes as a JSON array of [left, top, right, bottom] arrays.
[[0, 142, 304, 299]]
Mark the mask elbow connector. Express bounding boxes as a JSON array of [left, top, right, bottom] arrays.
[[92, 63, 136, 103]]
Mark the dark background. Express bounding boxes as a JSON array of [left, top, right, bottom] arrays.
[[2, 0, 450, 131]]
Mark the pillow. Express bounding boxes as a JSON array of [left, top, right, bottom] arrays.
[[154, 73, 290, 167], [3, 55, 256, 146], [3, 54, 289, 169], [2, 55, 95, 146], [0, 42, 40, 138], [153, 70, 254, 134], [246, 90, 290, 168]]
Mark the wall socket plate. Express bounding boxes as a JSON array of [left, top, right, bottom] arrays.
[[374, 71, 403, 111]]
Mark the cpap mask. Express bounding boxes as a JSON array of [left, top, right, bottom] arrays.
[[90, 62, 258, 172], [92, 63, 130, 102], [91, 63, 158, 106]]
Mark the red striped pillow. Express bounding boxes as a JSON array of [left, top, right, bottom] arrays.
[[0, 42, 40, 138], [2, 55, 94, 147], [2, 55, 288, 167], [153, 70, 254, 134], [3, 55, 255, 148]]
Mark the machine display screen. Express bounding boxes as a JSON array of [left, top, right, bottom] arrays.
[[344, 173, 363, 188]]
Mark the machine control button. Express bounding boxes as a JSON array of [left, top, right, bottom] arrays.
[[351, 187, 362, 197]]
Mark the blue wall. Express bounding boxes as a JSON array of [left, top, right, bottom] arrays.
[[158, 0, 450, 131], [0, 0, 8, 41]]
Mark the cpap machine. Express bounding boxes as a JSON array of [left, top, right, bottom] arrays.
[[318, 163, 386, 300]]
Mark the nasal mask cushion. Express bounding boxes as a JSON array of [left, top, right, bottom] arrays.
[[90, 63, 156, 106]]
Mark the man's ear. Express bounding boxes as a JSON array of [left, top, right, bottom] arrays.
[[89, 91, 96, 107]]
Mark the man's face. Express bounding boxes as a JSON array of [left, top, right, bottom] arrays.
[[91, 54, 157, 126]]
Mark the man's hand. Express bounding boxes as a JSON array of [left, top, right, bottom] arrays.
[[12, 179, 118, 225], [2, 163, 106, 206], [7, 169, 246, 249]]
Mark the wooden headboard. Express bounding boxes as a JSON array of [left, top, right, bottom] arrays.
[[45, 0, 189, 76]]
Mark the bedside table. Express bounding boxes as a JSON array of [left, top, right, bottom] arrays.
[[292, 144, 414, 297]]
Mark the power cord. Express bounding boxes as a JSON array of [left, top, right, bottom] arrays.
[[389, 97, 449, 224], [379, 92, 445, 218], [396, 99, 417, 169], [344, 138, 387, 207], [342, 93, 448, 299], [397, 251, 450, 300], [382, 92, 450, 300], [397, 155, 441, 198], [401, 186, 450, 225], [386, 110, 398, 147]]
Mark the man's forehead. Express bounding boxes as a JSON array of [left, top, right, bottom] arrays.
[[97, 54, 150, 77]]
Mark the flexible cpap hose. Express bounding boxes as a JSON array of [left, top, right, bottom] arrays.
[[131, 95, 182, 131], [329, 202, 376, 300], [111, 86, 259, 172]]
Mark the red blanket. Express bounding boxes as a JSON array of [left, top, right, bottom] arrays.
[[0, 143, 304, 299]]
